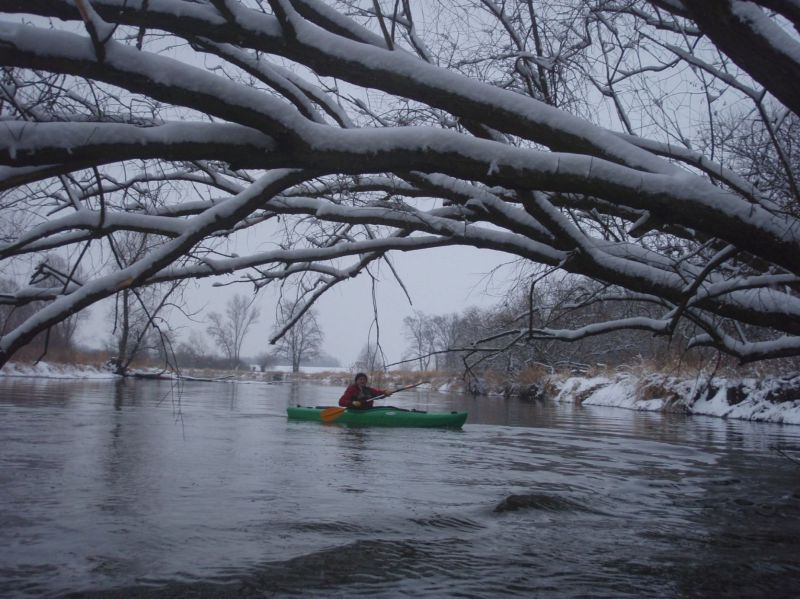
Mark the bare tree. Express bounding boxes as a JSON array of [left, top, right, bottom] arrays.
[[174, 330, 213, 368], [1, 1, 800, 369], [402, 310, 434, 371], [430, 313, 463, 372], [254, 350, 277, 372], [354, 341, 382, 374], [28, 255, 89, 353], [105, 231, 185, 373], [0, 278, 33, 343], [712, 108, 800, 217], [271, 300, 323, 372], [207, 294, 261, 368]]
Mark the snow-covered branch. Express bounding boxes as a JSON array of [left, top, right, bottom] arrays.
[[1, 0, 799, 367]]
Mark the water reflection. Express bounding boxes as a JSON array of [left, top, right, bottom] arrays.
[[335, 427, 371, 466], [0, 378, 798, 598], [287, 381, 302, 407]]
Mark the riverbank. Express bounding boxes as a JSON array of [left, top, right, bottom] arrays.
[[2, 361, 799, 425], [547, 372, 800, 425]]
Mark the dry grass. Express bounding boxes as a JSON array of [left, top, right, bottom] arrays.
[[515, 364, 551, 384], [10, 346, 112, 366], [634, 374, 684, 408]]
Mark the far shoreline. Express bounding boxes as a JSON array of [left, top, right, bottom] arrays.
[[1, 361, 799, 426]]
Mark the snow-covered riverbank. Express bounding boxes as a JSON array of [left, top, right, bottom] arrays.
[[2, 362, 799, 425], [548, 373, 800, 425], [0, 362, 346, 381], [0, 361, 118, 380]]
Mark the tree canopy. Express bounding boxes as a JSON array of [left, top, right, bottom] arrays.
[[1, 0, 799, 367]]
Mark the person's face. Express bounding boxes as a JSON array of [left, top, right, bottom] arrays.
[[356, 376, 368, 386]]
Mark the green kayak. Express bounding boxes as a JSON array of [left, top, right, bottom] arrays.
[[287, 406, 468, 428]]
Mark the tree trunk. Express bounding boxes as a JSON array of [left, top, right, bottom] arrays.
[[115, 289, 130, 376]]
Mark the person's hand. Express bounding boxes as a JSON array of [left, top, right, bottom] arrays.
[[352, 400, 362, 408], [384, 391, 392, 397]]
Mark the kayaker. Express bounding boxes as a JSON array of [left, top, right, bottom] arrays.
[[338, 373, 391, 409]]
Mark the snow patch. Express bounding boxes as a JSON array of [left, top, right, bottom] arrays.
[[551, 373, 800, 425], [0, 361, 117, 379]]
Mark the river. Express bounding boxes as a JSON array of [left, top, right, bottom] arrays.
[[0, 377, 798, 598]]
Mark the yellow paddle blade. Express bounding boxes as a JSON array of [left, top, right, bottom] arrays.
[[320, 406, 346, 422]]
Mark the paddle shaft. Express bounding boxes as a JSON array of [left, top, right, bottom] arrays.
[[368, 381, 427, 402]]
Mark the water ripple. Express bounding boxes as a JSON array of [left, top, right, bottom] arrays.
[[407, 514, 484, 531], [1, 379, 799, 598]]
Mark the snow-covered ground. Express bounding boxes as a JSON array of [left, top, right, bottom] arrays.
[[2, 362, 799, 425], [0, 362, 347, 380], [552, 374, 800, 426], [0, 361, 118, 380]]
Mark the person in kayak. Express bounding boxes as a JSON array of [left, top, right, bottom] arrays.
[[338, 373, 391, 409]]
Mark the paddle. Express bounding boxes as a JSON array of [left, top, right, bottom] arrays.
[[320, 381, 429, 422]]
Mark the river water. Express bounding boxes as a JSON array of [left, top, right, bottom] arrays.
[[0, 378, 798, 598]]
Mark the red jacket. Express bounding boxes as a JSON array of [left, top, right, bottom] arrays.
[[338, 383, 388, 408]]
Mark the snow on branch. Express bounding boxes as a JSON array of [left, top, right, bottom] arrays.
[[0, 0, 799, 367]]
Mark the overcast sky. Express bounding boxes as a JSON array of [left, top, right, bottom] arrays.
[[225, 245, 511, 368], [76, 244, 512, 369], [276, 245, 513, 367]]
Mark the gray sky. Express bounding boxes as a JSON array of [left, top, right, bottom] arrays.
[[75, 245, 512, 369], [238, 245, 512, 367]]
